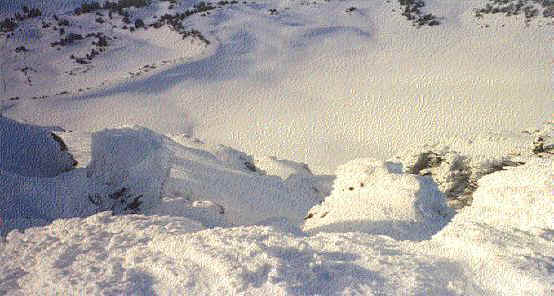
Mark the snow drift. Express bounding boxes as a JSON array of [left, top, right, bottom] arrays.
[[303, 158, 451, 241], [1, 121, 552, 295]]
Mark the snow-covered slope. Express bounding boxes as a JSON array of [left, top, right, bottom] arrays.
[[2, 0, 552, 173], [1, 120, 553, 295], [1, 0, 552, 295]]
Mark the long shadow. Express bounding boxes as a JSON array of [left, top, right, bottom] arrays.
[[239, 238, 487, 295], [291, 26, 371, 49], [0, 116, 73, 177], [257, 245, 387, 295], [76, 29, 257, 100], [74, 22, 373, 101]]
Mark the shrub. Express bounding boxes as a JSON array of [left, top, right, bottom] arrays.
[[27, 7, 42, 18], [544, 5, 554, 17], [57, 19, 70, 26], [135, 18, 145, 28], [0, 18, 17, 32], [88, 187, 144, 214], [74, 1, 102, 15], [15, 46, 28, 53], [118, 0, 151, 9], [194, 1, 216, 13]]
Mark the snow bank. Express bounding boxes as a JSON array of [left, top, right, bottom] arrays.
[[0, 212, 204, 295], [254, 156, 313, 180], [0, 116, 75, 177], [0, 212, 484, 296], [157, 131, 323, 226], [87, 126, 172, 213], [1, 127, 552, 295], [303, 158, 451, 241], [1, 125, 323, 234], [431, 158, 554, 295]]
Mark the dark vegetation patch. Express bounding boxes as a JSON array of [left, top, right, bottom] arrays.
[[1, 6, 42, 33], [50, 32, 84, 47], [20, 66, 37, 86], [475, 0, 554, 23], [51, 32, 110, 64], [14, 46, 28, 53], [0, 18, 18, 33], [532, 135, 554, 156], [398, 0, 440, 27], [148, 1, 218, 45], [88, 187, 144, 214], [181, 29, 211, 44], [345, 7, 357, 13], [405, 150, 525, 209], [75, 0, 152, 15]]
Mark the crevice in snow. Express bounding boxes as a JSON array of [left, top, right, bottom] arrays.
[[399, 149, 525, 209]]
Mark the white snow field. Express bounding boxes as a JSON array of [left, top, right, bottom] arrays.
[[1, 0, 553, 295]]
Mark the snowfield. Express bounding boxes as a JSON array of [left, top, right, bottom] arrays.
[[1, 0, 553, 295]]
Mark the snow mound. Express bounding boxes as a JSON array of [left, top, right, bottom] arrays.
[[432, 158, 554, 295], [0, 211, 204, 295], [87, 126, 172, 213], [303, 158, 450, 240], [161, 133, 323, 226], [254, 156, 313, 180], [1, 215, 486, 296], [392, 122, 553, 209]]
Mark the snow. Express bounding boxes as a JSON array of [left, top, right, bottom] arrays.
[[1, 0, 553, 295], [2, 0, 551, 174], [0, 116, 75, 177], [303, 158, 451, 241], [1, 123, 552, 295]]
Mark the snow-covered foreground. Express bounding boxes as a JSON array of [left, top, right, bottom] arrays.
[[1, 121, 553, 295], [1, 0, 553, 295]]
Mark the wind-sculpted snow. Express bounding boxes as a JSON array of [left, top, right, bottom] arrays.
[[0, 124, 552, 295], [0, 0, 552, 294], [1, 211, 487, 296], [0, 116, 75, 177], [0, 212, 204, 295], [432, 158, 554, 295], [303, 158, 451, 241]]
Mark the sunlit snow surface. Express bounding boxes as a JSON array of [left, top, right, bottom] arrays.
[[1, 0, 553, 295], [1, 0, 552, 174], [1, 123, 552, 295]]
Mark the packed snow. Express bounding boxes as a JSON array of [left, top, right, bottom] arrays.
[[1, 0, 553, 295], [303, 158, 452, 241]]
